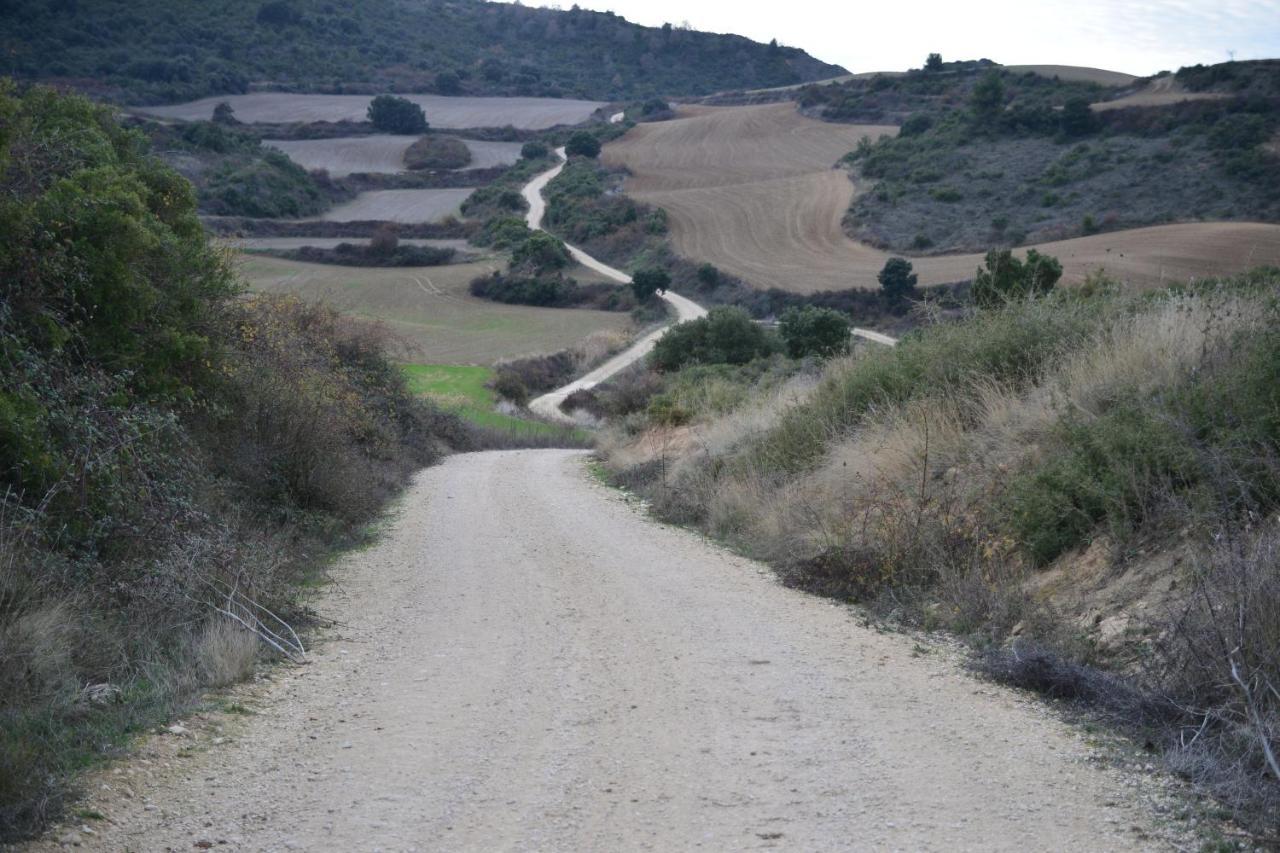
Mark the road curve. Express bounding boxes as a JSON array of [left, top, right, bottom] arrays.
[[522, 148, 706, 420], [43, 451, 1171, 851]]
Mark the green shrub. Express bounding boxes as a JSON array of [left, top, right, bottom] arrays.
[[367, 94, 428, 134], [972, 248, 1062, 308], [777, 306, 850, 359], [649, 307, 776, 372], [403, 135, 471, 170], [631, 267, 670, 301], [520, 141, 549, 160], [511, 231, 570, 274], [565, 130, 602, 158]]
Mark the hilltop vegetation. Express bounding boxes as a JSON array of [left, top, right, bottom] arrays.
[[0, 0, 844, 104], [814, 60, 1280, 252]]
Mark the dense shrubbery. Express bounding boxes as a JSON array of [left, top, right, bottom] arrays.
[[404, 135, 471, 170], [649, 307, 777, 372], [838, 61, 1280, 251], [275, 241, 456, 267], [2, 0, 843, 103], [971, 248, 1062, 307], [0, 84, 474, 841], [777, 306, 850, 358], [367, 95, 428, 134], [468, 271, 634, 311]]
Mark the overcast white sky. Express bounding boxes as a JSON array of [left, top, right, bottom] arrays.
[[506, 0, 1280, 76]]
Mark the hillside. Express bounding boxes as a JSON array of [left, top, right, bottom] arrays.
[[0, 0, 845, 104], [806, 59, 1280, 253]]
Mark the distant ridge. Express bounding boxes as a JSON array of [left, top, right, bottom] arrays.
[[0, 0, 847, 104]]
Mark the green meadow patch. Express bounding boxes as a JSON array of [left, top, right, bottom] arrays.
[[401, 364, 581, 438]]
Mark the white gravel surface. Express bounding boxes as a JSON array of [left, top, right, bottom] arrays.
[[31, 451, 1184, 852]]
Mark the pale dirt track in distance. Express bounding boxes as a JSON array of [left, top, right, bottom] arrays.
[[32, 451, 1180, 852], [319, 188, 474, 224], [133, 93, 605, 129], [605, 104, 1280, 292], [238, 255, 630, 364], [264, 136, 524, 176]]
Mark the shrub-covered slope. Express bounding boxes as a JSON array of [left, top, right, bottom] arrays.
[[0, 0, 845, 104], [601, 270, 1280, 837]]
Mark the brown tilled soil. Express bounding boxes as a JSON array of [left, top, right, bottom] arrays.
[[604, 104, 1280, 292], [264, 137, 524, 177], [1092, 76, 1230, 112], [27, 451, 1195, 852], [133, 93, 605, 128]]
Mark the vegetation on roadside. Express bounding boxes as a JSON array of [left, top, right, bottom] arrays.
[[597, 267, 1280, 839], [2, 0, 844, 104]]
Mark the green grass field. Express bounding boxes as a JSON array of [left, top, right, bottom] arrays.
[[402, 363, 576, 437]]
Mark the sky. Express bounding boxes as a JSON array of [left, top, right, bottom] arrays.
[[504, 0, 1280, 76]]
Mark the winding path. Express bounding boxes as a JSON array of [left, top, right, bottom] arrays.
[[521, 148, 705, 420], [519, 148, 893, 422]]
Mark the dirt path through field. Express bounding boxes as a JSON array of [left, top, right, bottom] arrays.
[[34, 450, 1183, 851], [605, 104, 1280, 292]]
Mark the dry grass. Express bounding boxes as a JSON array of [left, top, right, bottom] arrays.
[[319, 188, 474, 224], [133, 93, 605, 128], [194, 618, 259, 688], [237, 254, 631, 365], [604, 104, 1280, 292]]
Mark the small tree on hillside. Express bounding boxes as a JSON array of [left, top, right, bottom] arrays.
[[367, 95, 428, 134], [649, 307, 774, 372], [565, 131, 602, 158], [212, 101, 238, 124], [520, 140, 549, 160], [435, 70, 462, 95], [972, 248, 1063, 307], [778, 306, 850, 359], [1059, 97, 1098, 138], [631, 267, 670, 302], [877, 257, 918, 306], [970, 70, 1005, 125], [925, 53, 943, 72]]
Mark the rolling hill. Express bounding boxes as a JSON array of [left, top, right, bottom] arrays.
[[0, 0, 846, 104]]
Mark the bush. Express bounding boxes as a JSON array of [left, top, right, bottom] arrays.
[[971, 248, 1062, 308], [434, 70, 462, 95], [367, 95, 428, 134], [511, 231, 570, 274], [777, 306, 850, 359], [649, 307, 776, 372], [565, 130, 602, 158], [631, 267, 670, 302], [877, 257, 918, 305], [520, 140, 549, 160], [403, 135, 471, 170]]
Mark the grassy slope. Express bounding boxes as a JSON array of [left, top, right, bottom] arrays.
[[402, 363, 566, 436], [2, 0, 844, 103], [599, 269, 1280, 838]]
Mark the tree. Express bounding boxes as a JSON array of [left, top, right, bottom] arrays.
[[511, 231, 570, 274], [565, 131, 602, 158], [520, 140, 549, 160], [367, 95, 428, 134], [1059, 97, 1097, 137], [435, 70, 462, 95], [630, 267, 670, 302], [778, 306, 850, 359], [925, 53, 943, 72], [256, 1, 301, 26], [970, 70, 1005, 124], [971, 249, 1062, 307], [212, 101, 237, 124], [877, 257, 917, 305], [649, 307, 774, 372], [370, 226, 399, 255], [695, 263, 720, 287]]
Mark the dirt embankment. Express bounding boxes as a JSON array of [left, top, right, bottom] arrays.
[[604, 104, 1280, 293], [29, 451, 1190, 851]]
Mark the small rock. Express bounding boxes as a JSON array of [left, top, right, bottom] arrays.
[[167, 724, 191, 737]]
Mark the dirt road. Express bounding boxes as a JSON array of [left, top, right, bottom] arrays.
[[42, 451, 1178, 851]]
